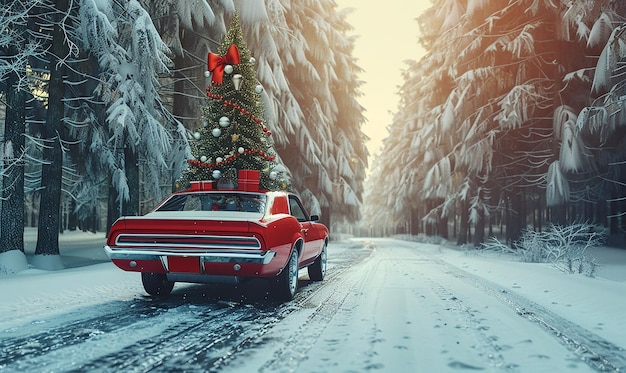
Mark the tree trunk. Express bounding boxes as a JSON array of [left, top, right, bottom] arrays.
[[172, 54, 195, 128], [551, 204, 566, 226], [321, 205, 331, 234], [506, 192, 523, 244], [35, 0, 69, 255], [107, 172, 120, 235], [456, 199, 469, 245], [410, 206, 420, 236], [35, 125, 64, 255], [438, 212, 448, 239], [453, 203, 458, 238], [123, 146, 140, 216], [620, 199, 626, 238], [537, 194, 543, 232], [473, 208, 485, 246], [67, 199, 77, 231], [609, 191, 618, 235], [597, 199, 607, 228], [0, 60, 27, 254]]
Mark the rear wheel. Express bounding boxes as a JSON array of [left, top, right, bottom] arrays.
[[270, 249, 299, 301], [141, 272, 174, 296], [308, 241, 327, 281]]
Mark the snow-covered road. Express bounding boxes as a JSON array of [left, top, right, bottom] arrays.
[[284, 239, 617, 372], [1, 237, 625, 372]]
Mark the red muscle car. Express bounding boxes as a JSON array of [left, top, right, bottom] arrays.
[[104, 180, 329, 301]]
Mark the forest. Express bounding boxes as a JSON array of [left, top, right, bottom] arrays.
[[3, 1, 626, 258], [0, 0, 367, 256], [363, 0, 626, 246]]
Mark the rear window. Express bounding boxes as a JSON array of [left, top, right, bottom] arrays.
[[157, 193, 266, 213]]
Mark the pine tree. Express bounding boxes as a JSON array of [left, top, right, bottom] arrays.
[[180, 13, 288, 191]]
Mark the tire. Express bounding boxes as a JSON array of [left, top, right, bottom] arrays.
[[270, 249, 299, 301], [308, 241, 327, 281], [141, 272, 174, 297]]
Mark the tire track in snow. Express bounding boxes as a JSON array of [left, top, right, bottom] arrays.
[[255, 251, 371, 372], [364, 242, 519, 371], [425, 279, 513, 370], [427, 248, 626, 372], [0, 300, 177, 368], [0, 241, 373, 373], [205, 241, 375, 372], [0, 294, 282, 372], [72, 304, 270, 372]]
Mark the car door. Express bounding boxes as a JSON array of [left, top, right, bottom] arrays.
[[288, 195, 319, 262]]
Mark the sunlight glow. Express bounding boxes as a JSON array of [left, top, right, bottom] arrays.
[[335, 1, 431, 159]]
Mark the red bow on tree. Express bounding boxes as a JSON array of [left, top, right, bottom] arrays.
[[207, 44, 240, 85]]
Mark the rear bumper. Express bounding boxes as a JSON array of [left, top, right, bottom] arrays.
[[104, 245, 276, 265], [103, 245, 279, 278]]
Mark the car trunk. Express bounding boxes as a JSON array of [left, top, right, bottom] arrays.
[[107, 216, 262, 249]]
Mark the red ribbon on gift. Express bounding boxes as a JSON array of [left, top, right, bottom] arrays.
[[207, 44, 240, 85]]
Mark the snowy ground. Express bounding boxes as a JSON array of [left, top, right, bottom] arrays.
[[1, 230, 625, 372]]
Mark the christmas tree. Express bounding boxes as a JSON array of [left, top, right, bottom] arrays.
[[180, 13, 288, 191]]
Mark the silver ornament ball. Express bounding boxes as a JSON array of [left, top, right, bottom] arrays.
[[219, 116, 230, 128]]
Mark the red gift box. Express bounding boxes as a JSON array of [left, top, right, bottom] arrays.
[[239, 180, 259, 191], [189, 181, 214, 191], [238, 170, 260, 191], [238, 169, 260, 179]]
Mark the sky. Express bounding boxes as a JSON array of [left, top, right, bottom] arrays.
[[335, 0, 431, 159]]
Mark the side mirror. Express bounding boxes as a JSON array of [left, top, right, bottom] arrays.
[[310, 214, 320, 222]]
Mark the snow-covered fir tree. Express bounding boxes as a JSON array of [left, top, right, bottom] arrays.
[[179, 12, 289, 192], [139, 0, 226, 132], [0, 0, 34, 257], [363, 0, 626, 240], [76, 0, 188, 222], [231, 1, 366, 226]]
